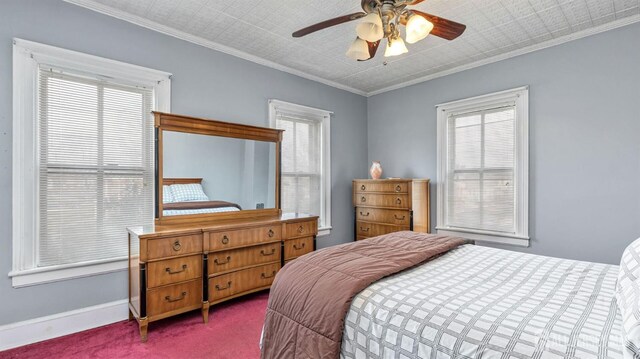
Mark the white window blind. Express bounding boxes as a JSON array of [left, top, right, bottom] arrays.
[[276, 112, 323, 224], [37, 67, 154, 267], [446, 105, 516, 234]]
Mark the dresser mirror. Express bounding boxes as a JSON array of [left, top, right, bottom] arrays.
[[154, 112, 282, 224]]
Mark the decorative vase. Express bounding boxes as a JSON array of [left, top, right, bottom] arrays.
[[369, 161, 382, 180]]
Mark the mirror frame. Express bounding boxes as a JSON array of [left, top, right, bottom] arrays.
[[154, 111, 282, 225]]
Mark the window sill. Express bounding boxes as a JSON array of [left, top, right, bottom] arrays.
[[8, 258, 128, 288], [436, 227, 529, 247], [318, 226, 332, 237]]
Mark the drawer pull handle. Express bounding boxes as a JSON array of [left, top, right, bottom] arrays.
[[361, 196, 366, 203], [396, 198, 402, 205], [172, 240, 182, 252], [394, 215, 406, 220], [360, 211, 370, 217], [297, 225, 304, 233], [221, 235, 229, 245], [165, 264, 187, 274], [261, 271, 276, 279], [293, 243, 306, 250], [214, 256, 231, 265], [215, 281, 232, 291], [361, 185, 366, 191], [360, 227, 370, 232], [165, 292, 187, 303], [268, 229, 275, 238], [261, 248, 276, 256], [395, 185, 402, 192]]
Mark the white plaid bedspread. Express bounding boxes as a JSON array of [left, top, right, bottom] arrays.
[[340, 244, 623, 359]]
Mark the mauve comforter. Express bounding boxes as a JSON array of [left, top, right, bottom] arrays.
[[261, 231, 466, 359]]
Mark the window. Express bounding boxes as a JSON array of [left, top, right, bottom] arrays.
[[269, 100, 331, 236], [436, 87, 529, 246], [11, 39, 171, 287]]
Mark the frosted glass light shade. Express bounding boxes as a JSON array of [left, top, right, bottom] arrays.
[[346, 37, 371, 60], [384, 37, 408, 57], [405, 14, 434, 44], [356, 13, 384, 42]]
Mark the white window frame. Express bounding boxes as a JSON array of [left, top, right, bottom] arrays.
[[11, 38, 171, 287], [436, 87, 529, 247], [268, 100, 332, 237]]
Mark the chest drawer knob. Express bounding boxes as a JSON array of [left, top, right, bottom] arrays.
[[396, 198, 402, 205], [267, 229, 275, 238], [165, 264, 188, 274], [361, 196, 366, 203], [164, 292, 187, 303], [221, 235, 230, 245], [261, 271, 276, 279], [261, 248, 276, 256], [297, 225, 304, 233], [172, 240, 182, 252], [394, 215, 406, 220], [395, 185, 402, 192], [293, 243, 306, 250], [215, 281, 232, 291], [214, 256, 231, 265], [360, 185, 366, 191]]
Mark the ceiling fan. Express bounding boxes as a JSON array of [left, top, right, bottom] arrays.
[[292, 0, 466, 61]]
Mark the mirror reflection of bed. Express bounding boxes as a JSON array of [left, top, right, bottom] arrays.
[[162, 178, 243, 216]]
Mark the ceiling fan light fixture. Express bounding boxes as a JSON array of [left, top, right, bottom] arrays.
[[405, 13, 434, 44], [384, 36, 408, 57], [356, 13, 384, 42], [346, 37, 371, 61]]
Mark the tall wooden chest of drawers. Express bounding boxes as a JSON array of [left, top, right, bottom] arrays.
[[127, 213, 317, 341], [353, 179, 430, 240]]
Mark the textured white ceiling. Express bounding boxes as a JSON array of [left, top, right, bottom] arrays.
[[68, 0, 640, 95]]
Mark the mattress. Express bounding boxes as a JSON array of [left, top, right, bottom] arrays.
[[162, 206, 240, 216], [340, 244, 623, 359]]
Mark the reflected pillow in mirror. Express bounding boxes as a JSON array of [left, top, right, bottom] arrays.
[[163, 185, 175, 204], [171, 183, 210, 202]]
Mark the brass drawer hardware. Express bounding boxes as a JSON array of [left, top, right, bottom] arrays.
[[395, 185, 402, 192], [360, 211, 370, 216], [361, 185, 366, 190], [215, 281, 232, 291], [360, 227, 370, 232], [165, 292, 187, 303], [395, 198, 402, 205], [221, 235, 229, 245], [293, 243, 305, 250], [214, 256, 231, 265], [267, 229, 275, 238], [165, 264, 187, 274], [172, 240, 182, 252], [261, 248, 276, 256], [261, 271, 276, 279], [361, 196, 366, 202], [394, 215, 406, 220]]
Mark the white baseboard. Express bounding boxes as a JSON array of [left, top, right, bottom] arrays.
[[0, 299, 129, 351]]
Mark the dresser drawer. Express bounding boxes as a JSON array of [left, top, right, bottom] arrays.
[[283, 237, 314, 260], [146, 279, 202, 318], [207, 225, 281, 251], [147, 234, 203, 261], [356, 221, 409, 237], [356, 207, 411, 226], [355, 193, 410, 209], [285, 220, 317, 239], [208, 242, 281, 274], [147, 255, 202, 288], [354, 181, 408, 194], [209, 263, 279, 303]]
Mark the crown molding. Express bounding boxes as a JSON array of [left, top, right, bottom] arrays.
[[367, 14, 640, 96], [65, 0, 639, 98], [63, 0, 368, 97]]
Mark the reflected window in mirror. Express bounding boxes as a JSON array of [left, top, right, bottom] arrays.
[[162, 131, 277, 217], [269, 100, 332, 236]]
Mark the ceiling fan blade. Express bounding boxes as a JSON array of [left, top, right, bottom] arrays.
[[358, 40, 381, 61], [292, 12, 366, 38], [409, 10, 466, 40]]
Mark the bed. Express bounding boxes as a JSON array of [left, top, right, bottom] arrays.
[[162, 178, 241, 216], [261, 232, 640, 359]]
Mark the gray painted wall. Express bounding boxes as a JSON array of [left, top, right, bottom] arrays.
[[0, 0, 368, 325], [368, 22, 640, 265]]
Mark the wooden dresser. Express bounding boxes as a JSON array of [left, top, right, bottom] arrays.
[[127, 213, 317, 341], [353, 179, 430, 240]]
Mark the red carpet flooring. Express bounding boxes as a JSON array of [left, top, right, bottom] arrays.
[[1, 291, 269, 359]]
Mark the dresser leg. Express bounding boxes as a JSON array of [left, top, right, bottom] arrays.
[[202, 301, 210, 323], [139, 317, 149, 342]]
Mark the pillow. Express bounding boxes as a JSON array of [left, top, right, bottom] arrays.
[[616, 237, 640, 359], [163, 185, 175, 204], [170, 183, 209, 202]]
